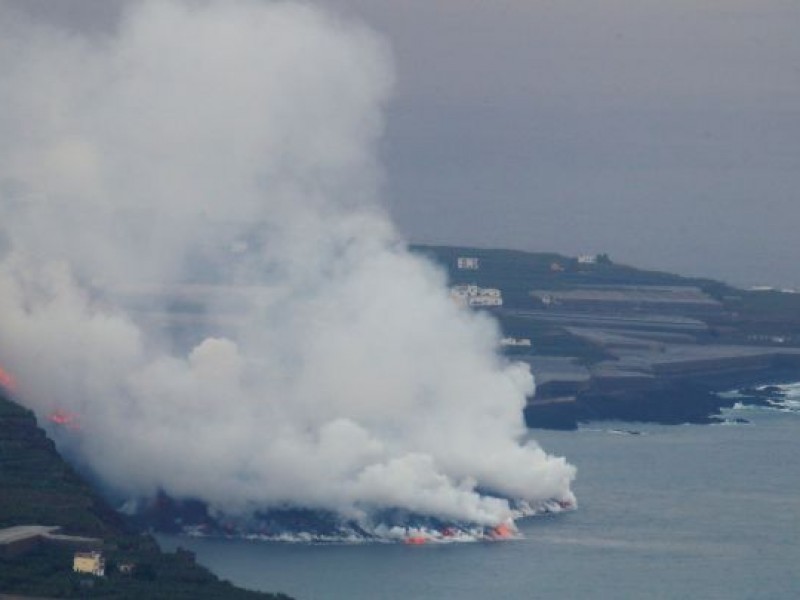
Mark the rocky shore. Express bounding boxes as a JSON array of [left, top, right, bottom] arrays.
[[524, 353, 800, 430]]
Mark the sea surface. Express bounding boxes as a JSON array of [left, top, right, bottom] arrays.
[[158, 388, 800, 599]]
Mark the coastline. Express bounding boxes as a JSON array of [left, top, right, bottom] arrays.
[[524, 366, 800, 430]]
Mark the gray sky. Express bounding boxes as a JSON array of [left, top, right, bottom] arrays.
[[6, 0, 800, 287], [327, 0, 800, 288]]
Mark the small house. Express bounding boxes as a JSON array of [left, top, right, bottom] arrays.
[[457, 257, 480, 270], [73, 551, 105, 577]]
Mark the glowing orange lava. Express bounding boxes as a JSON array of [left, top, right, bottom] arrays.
[[0, 366, 16, 393], [404, 536, 427, 545], [48, 409, 80, 430], [490, 523, 513, 539]]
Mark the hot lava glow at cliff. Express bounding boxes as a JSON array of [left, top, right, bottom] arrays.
[[0, 366, 15, 393], [48, 409, 81, 430]]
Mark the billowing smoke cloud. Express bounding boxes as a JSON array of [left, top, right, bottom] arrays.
[[0, 0, 574, 530]]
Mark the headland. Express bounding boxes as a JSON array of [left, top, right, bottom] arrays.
[[416, 245, 800, 429]]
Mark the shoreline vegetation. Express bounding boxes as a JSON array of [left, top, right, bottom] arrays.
[[0, 393, 292, 599]]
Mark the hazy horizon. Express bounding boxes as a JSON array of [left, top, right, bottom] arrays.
[[5, 0, 799, 288]]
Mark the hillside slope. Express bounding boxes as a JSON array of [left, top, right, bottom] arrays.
[[0, 391, 291, 599]]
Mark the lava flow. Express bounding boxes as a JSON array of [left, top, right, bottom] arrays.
[[0, 365, 16, 393], [48, 409, 81, 430]]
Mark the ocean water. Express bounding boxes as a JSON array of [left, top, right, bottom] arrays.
[[158, 394, 800, 599]]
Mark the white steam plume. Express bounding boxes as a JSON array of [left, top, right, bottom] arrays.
[[0, 0, 575, 529]]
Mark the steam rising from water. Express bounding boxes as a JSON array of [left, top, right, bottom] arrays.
[[0, 0, 574, 529]]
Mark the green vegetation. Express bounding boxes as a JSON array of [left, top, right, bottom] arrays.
[[412, 244, 731, 299], [414, 244, 800, 360], [0, 536, 288, 600], [0, 398, 123, 537], [0, 392, 291, 599], [699, 289, 800, 343], [723, 289, 800, 322], [414, 245, 705, 363], [1, 538, 292, 599], [498, 315, 610, 364]]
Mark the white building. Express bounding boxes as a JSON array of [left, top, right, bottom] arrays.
[[450, 284, 503, 307], [457, 257, 480, 270], [500, 337, 532, 347], [73, 551, 105, 577], [577, 254, 598, 264], [468, 294, 502, 307]]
